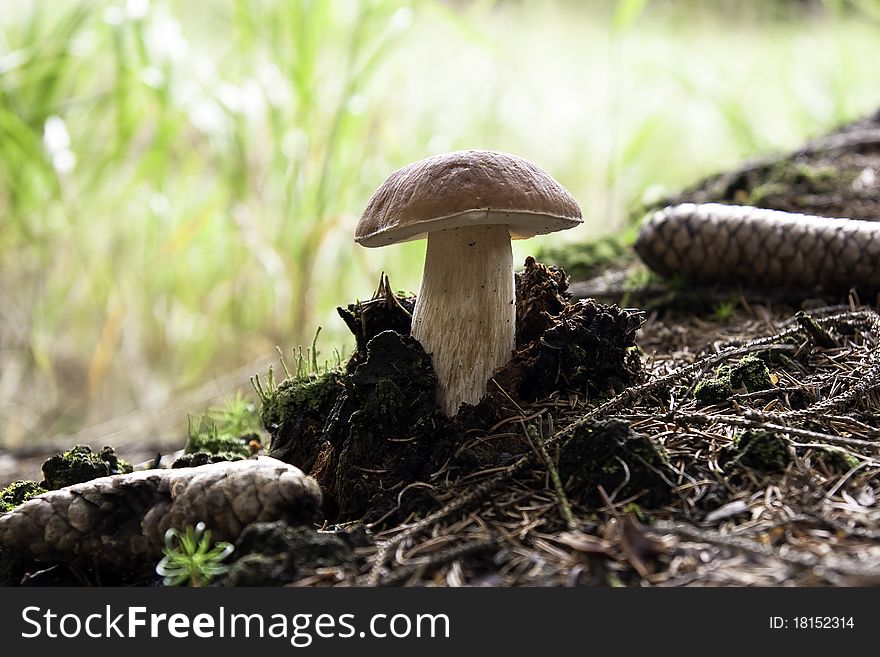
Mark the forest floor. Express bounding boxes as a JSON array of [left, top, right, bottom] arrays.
[[2, 111, 880, 587], [330, 109, 880, 587]]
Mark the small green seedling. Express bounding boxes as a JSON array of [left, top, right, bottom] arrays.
[[155, 522, 234, 587], [208, 392, 261, 437], [710, 300, 736, 322]]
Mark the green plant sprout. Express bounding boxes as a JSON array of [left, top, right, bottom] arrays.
[[711, 300, 737, 322], [183, 391, 263, 456], [206, 392, 261, 437], [155, 522, 234, 587], [183, 416, 252, 458], [251, 326, 346, 403]]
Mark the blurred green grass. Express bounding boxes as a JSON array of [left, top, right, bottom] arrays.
[[2, 0, 880, 445]]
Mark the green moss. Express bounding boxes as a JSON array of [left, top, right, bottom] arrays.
[[0, 480, 46, 513], [262, 370, 343, 470], [172, 452, 245, 468], [694, 356, 772, 404], [262, 371, 342, 429], [207, 393, 262, 436], [814, 447, 859, 474], [723, 430, 792, 473], [729, 355, 773, 392], [748, 162, 840, 206], [558, 419, 672, 507], [748, 182, 789, 206], [182, 393, 265, 460], [621, 502, 645, 521], [535, 234, 633, 281], [694, 365, 734, 404], [789, 163, 839, 193], [185, 430, 253, 458], [41, 445, 132, 490]]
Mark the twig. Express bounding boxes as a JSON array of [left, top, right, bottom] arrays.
[[524, 421, 576, 530]]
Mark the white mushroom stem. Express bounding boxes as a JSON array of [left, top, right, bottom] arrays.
[[411, 224, 515, 416]]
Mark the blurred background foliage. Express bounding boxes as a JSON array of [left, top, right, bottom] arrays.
[[2, 0, 880, 446]]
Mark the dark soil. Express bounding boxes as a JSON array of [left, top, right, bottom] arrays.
[[318, 111, 879, 587], [262, 259, 645, 525], [558, 419, 672, 507], [222, 521, 369, 587]]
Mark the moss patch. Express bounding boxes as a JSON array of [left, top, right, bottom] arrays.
[[723, 430, 793, 473], [0, 480, 46, 513], [180, 395, 265, 467], [559, 419, 672, 507], [695, 355, 773, 404], [748, 162, 842, 207], [730, 356, 773, 391], [171, 452, 244, 468], [535, 234, 633, 282], [261, 330, 454, 523], [263, 371, 343, 473], [814, 447, 859, 474], [694, 366, 734, 404], [41, 445, 132, 490], [185, 430, 254, 458]]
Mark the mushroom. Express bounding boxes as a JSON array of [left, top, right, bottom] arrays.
[[356, 150, 582, 416]]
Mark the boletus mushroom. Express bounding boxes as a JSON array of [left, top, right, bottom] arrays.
[[356, 150, 582, 416]]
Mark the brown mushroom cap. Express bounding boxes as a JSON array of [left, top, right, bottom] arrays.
[[356, 150, 583, 247]]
